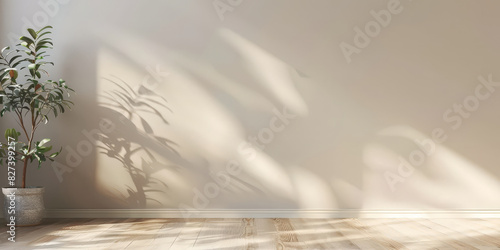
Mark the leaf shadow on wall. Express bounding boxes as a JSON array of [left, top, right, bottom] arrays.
[[91, 34, 293, 210], [96, 77, 179, 208]]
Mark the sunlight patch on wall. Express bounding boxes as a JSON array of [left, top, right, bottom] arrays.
[[363, 125, 500, 209], [205, 28, 309, 117]]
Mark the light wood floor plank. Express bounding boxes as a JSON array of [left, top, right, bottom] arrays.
[[274, 218, 309, 249], [436, 218, 499, 248], [146, 218, 184, 250], [378, 218, 454, 249], [326, 219, 387, 249], [467, 219, 500, 247], [16, 219, 86, 248], [252, 216, 280, 249], [361, 219, 411, 247], [168, 218, 205, 250], [125, 219, 170, 250], [1, 218, 500, 249], [414, 219, 479, 249], [347, 218, 407, 249], [197, 218, 249, 250], [290, 218, 359, 249]]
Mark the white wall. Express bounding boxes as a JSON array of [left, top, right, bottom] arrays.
[[1, 0, 500, 213]]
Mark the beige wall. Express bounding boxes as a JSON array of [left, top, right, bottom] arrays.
[[1, 0, 500, 212]]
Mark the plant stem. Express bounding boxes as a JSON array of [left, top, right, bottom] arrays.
[[20, 49, 39, 189], [22, 157, 28, 188], [22, 105, 37, 188]]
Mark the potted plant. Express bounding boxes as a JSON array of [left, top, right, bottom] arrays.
[[0, 26, 73, 226]]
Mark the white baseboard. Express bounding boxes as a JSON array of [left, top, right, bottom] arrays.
[[44, 209, 500, 218]]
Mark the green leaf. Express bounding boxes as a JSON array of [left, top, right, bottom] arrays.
[[33, 153, 41, 165], [4, 128, 11, 141], [58, 103, 65, 113], [28, 28, 37, 40], [38, 138, 50, 147], [38, 69, 49, 77], [8, 55, 22, 65], [49, 147, 62, 158], [27, 148, 36, 155], [4, 128, 19, 141], [0, 70, 9, 80], [38, 145, 52, 153], [36, 26, 53, 34], [40, 61, 54, 66], [19, 36, 34, 45], [44, 114, 49, 123], [37, 31, 51, 39], [35, 45, 52, 52], [55, 90, 63, 100], [4, 68, 18, 80], [38, 37, 52, 43], [1, 47, 10, 54], [12, 58, 27, 68], [37, 40, 53, 47]]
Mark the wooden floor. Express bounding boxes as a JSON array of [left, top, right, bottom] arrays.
[[1, 218, 499, 249]]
